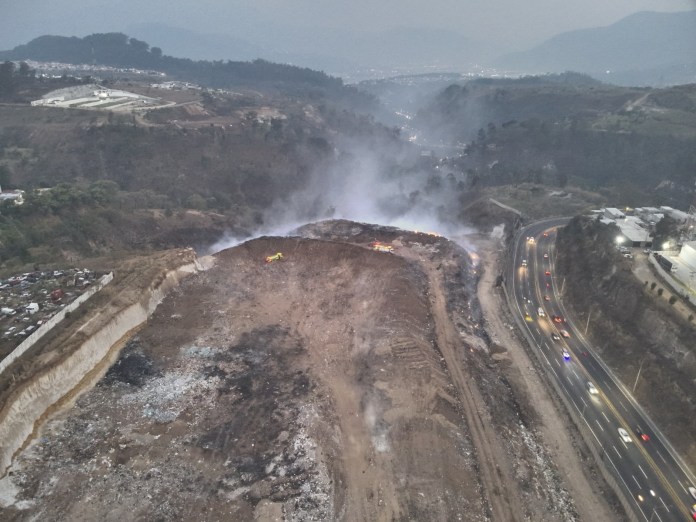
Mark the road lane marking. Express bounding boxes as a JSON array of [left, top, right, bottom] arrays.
[[659, 496, 669, 512], [600, 380, 693, 521], [541, 351, 550, 365], [595, 419, 604, 432], [677, 479, 687, 494], [632, 474, 641, 489], [654, 511, 663, 522], [555, 357, 561, 368], [559, 381, 572, 397], [655, 450, 667, 464], [618, 399, 628, 412], [601, 411, 610, 424], [585, 422, 601, 444], [613, 445, 622, 459], [580, 397, 587, 408], [571, 368, 579, 379], [638, 464, 648, 479], [621, 439, 628, 450]]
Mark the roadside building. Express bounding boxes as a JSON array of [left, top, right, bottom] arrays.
[[678, 241, 696, 270], [603, 208, 626, 220], [0, 185, 24, 205], [659, 206, 690, 224]]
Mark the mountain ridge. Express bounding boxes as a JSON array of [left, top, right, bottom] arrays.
[[493, 10, 696, 85]]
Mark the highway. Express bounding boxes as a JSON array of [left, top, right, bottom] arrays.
[[509, 219, 696, 522]]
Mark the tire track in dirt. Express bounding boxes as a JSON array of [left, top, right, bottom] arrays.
[[424, 262, 522, 522]]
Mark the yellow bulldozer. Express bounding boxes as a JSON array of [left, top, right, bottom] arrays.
[[264, 252, 284, 264]]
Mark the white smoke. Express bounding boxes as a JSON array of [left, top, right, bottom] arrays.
[[207, 135, 477, 254]]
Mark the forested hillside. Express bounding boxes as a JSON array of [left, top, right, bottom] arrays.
[[416, 75, 696, 207], [0, 33, 375, 109], [0, 85, 405, 268]]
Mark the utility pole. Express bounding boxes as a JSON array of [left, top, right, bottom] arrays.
[[584, 310, 592, 335], [633, 358, 646, 393]]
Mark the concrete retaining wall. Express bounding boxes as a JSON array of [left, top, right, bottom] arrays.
[[0, 262, 199, 477]]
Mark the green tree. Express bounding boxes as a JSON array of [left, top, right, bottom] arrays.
[[668, 295, 677, 305], [0, 61, 16, 94], [652, 215, 679, 251], [0, 165, 10, 189], [185, 193, 206, 210], [88, 180, 119, 204], [657, 288, 664, 296]]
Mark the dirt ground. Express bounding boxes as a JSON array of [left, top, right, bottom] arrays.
[[0, 221, 623, 521]]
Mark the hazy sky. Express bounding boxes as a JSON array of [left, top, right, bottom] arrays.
[[1, 0, 694, 52]]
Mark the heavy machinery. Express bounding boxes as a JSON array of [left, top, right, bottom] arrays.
[[264, 252, 284, 263]]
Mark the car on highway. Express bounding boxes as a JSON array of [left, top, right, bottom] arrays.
[[635, 428, 650, 442], [543, 232, 548, 237], [618, 427, 632, 443], [562, 349, 570, 360], [690, 486, 696, 500], [587, 381, 598, 395], [551, 333, 561, 341], [521, 259, 527, 267], [552, 315, 564, 323], [560, 329, 570, 338], [524, 312, 532, 322], [543, 295, 550, 301], [527, 236, 535, 244], [543, 253, 549, 259], [691, 504, 696, 520], [537, 307, 545, 317], [544, 270, 551, 276]]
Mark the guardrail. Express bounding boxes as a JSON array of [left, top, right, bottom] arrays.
[[0, 272, 114, 376]]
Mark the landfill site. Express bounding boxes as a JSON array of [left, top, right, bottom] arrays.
[[0, 221, 622, 521]]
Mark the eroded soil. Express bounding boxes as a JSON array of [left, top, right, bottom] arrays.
[[0, 221, 619, 521]]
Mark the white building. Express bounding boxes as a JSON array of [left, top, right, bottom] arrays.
[[660, 206, 690, 224], [678, 241, 696, 269], [604, 208, 626, 220]]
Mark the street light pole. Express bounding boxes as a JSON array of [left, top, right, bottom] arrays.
[[633, 358, 646, 393]]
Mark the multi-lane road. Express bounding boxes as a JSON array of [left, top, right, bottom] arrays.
[[509, 219, 696, 522]]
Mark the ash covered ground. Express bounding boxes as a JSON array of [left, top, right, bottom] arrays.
[[0, 220, 605, 521]]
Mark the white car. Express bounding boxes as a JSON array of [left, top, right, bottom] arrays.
[[587, 381, 598, 395], [689, 486, 696, 500], [618, 427, 632, 443]]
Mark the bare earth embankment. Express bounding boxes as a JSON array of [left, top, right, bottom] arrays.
[[0, 221, 620, 521]]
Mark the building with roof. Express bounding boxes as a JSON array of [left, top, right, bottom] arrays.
[[0, 185, 24, 205]]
